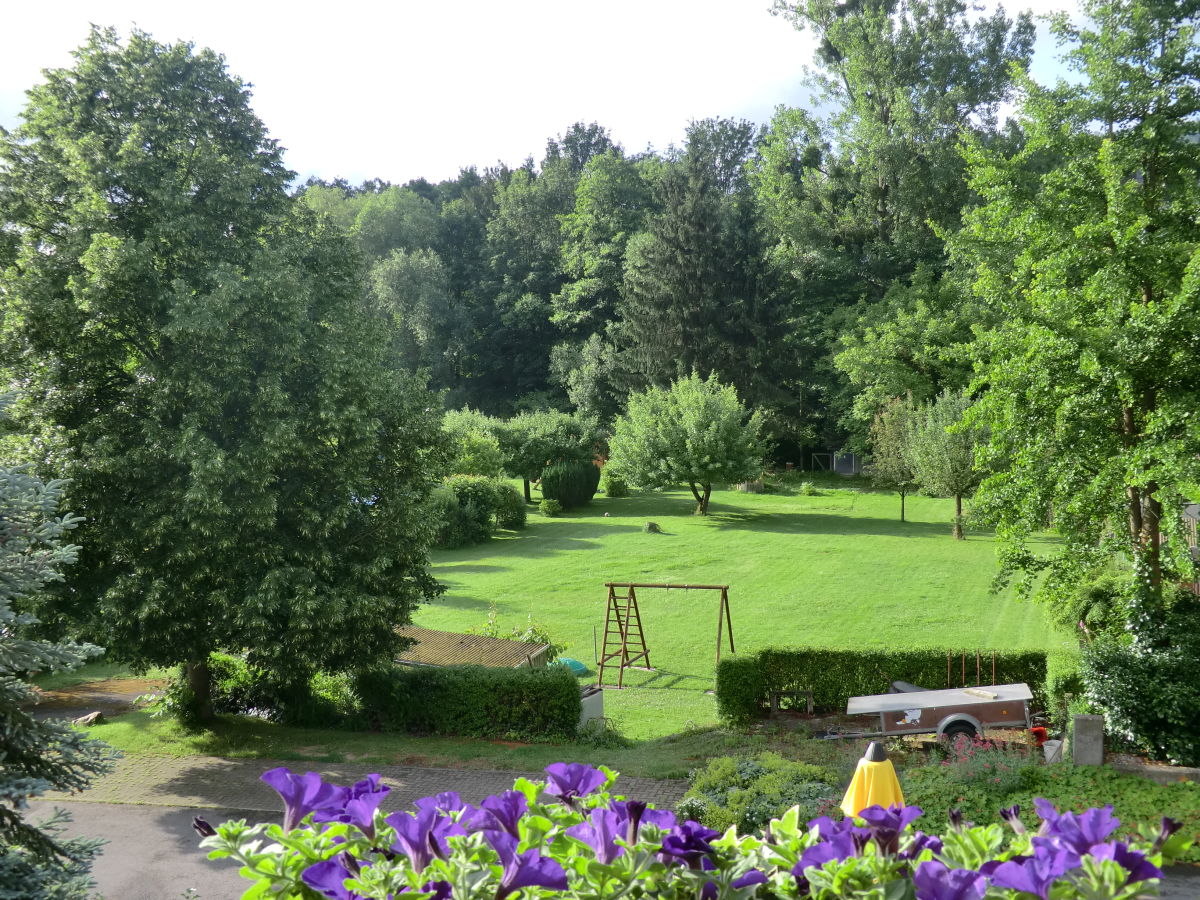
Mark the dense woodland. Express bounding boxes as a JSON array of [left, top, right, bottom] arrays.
[[296, 0, 1035, 457]]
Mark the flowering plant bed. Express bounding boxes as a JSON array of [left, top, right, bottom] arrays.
[[198, 762, 1193, 899]]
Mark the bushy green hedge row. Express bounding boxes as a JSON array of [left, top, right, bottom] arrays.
[[715, 647, 1056, 723], [355, 663, 581, 741]]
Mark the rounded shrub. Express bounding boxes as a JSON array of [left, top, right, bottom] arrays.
[[492, 482, 527, 530], [601, 471, 629, 498], [681, 752, 840, 833], [540, 498, 562, 517], [431, 481, 493, 548], [540, 460, 601, 509]]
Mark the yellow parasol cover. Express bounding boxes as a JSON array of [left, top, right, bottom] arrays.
[[840, 757, 904, 817]]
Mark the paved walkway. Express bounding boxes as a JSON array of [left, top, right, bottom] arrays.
[[46, 753, 689, 814]]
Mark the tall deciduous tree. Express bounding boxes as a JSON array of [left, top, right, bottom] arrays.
[[607, 373, 767, 515], [495, 410, 598, 503], [866, 396, 919, 522], [758, 0, 1033, 442], [0, 29, 447, 717], [0, 462, 115, 897], [955, 0, 1200, 614], [905, 390, 983, 539]]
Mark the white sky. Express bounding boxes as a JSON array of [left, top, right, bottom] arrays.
[[1, 0, 1079, 187]]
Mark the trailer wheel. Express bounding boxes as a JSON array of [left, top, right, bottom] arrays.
[[940, 721, 978, 744]]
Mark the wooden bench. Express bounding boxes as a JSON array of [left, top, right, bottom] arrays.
[[769, 689, 814, 716]]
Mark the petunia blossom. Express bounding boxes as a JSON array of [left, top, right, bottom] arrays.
[[386, 808, 465, 872], [1089, 841, 1163, 885], [462, 791, 528, 839], [795, 831, 858, 874], [610, 799, 676, 843], [566, 808, 625, 865], [543, 763, 607, 804], [731, 869, 768, 890], [659, 820, 721, 869], [1041, 804, 1120, 855], [989, 846, 1074, 900], [302, 858, 366, 900], [314, 774, 390, 838], [262, 767, 346, 832], [415, 792, 466, 815], [487, 831, 569, 900], [858, 805, 924, 855], [912, 860, 986, 900]]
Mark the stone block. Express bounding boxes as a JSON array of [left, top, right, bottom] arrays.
[[1072, 714, 1105, 766]]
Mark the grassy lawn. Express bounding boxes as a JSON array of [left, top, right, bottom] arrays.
[[82, 710, 871, 781], [419, 479, 1059, 740]]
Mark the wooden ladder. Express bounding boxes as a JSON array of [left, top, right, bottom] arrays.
[[597, 584, 651, 688]]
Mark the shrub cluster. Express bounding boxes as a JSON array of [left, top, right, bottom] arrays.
[[540, 460, 601, 509], [201, 762, 1192, 900], [1081, 592, 1200, 766], [434, 476, 527, 548], [678, 752, 840, 833], [354, 664, 580, 741], [159, 653, 362, 728], [601, 470, 629, 497], [715, 647, 1052, 723]]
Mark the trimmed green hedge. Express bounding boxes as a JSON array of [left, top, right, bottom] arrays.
[[355, 664, 581, 741], [716, 647, 1055, 724]]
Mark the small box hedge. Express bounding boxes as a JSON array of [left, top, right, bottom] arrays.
[[716, 646, 1052, 724], [355, 663, 581, 741]]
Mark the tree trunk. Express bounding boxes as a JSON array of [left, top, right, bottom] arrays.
[[689, 482, 711, 515], [900, 491, 906, 523], [1141, 479, 1163, 590], [953, 494, 964, 540], [523, 478, 531, 504], [186, 656, 214, 722]]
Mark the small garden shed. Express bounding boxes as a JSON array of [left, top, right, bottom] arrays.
[[395, 625, 551, 668]]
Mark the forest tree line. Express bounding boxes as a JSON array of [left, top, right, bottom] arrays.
[[296, 0, 1036, 459]]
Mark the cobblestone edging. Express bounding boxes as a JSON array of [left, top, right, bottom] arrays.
[[46, 755, 689, 814]]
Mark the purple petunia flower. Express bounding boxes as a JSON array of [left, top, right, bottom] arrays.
[[999, 805, 1025, 835], [989, 846, 1075, 900], [302, 858, 365, 900], [1155, 817, 1184, 852], [400, 881, 453, 900], [1042, 805, 1120, 855], [795, 831, 859, 874], [487, 831, 569, 900], [262, 767, 346, 832], [544, 763, 607, 804], [610, 799, 677, 843], [415, 792, 466, 815], [858, 805, 924, 855], [1089, 842, 1163, 885], [900, 831, 944, 860], [731, 869, 768, 890], [462, 791, 528, 839], [912, 860, 986, 900], [659, 820, 721, 869], [386, 808, 465, 872], [567, 808, 625, 865], [314, 774, 390, 838]]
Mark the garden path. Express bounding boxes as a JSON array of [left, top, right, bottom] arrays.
[[44, 752, 689, 812]]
